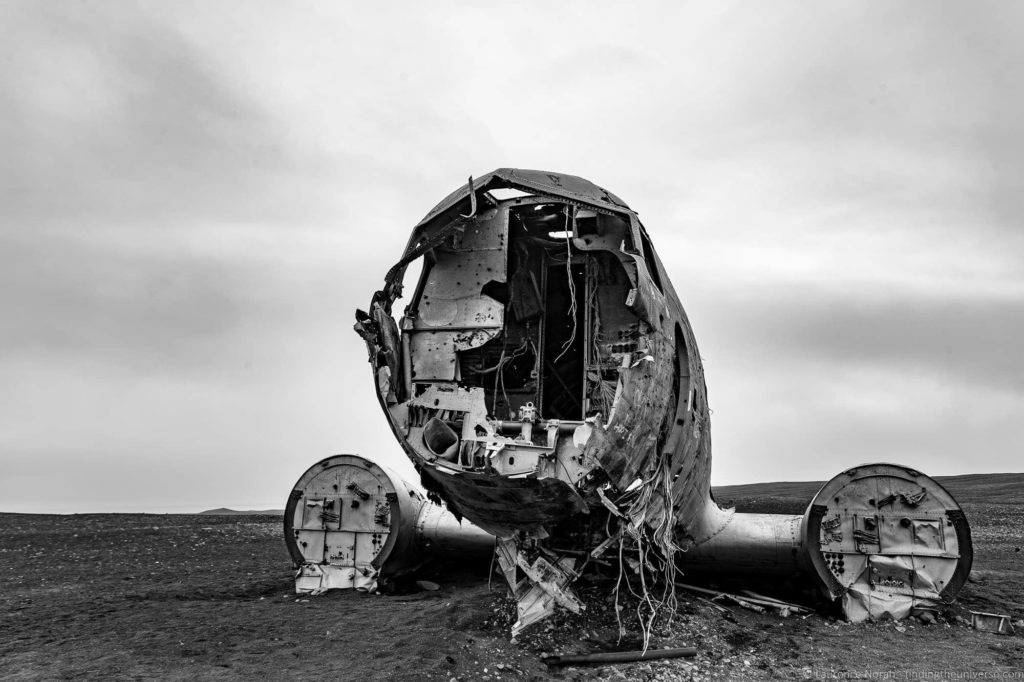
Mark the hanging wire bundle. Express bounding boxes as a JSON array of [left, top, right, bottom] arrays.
[[482, 336, 536, 418], [611, 457, 681, 652], [553, 228, 578, 364]]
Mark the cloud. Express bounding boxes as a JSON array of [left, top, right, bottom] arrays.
[[720, 290, 1024, 393], [1, 1, 1022, 510], [1, 5, 299, 225], [706, 355, 1024, 486]]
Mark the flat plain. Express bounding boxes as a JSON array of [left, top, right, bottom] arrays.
[[1, 473, 1021, 681]]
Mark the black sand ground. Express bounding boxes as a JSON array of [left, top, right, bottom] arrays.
[[2, 474, 1021, 680]]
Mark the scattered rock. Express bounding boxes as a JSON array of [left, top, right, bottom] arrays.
[[416, 580, 441, 591], [605, 668, 628, 681]]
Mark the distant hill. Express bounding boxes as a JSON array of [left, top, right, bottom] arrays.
[[198, 508, 284, 516], [713, 472, 1024, 507], [195, 474, 1021, 517]]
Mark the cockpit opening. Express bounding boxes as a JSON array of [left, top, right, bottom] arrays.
[[362, 181, 656, 481]]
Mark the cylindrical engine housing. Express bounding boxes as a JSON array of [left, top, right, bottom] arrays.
[[678, 513, 804, 575], [284, 453, 493, 594], [679, 463, 972, 621]]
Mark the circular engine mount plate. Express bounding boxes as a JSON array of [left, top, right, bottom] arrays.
[[802, 463, 972, 621], [284, 454, 421, 593]]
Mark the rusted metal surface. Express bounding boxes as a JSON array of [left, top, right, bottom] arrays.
[[419, 465, 587, 538], [353, 169, 974, 633]]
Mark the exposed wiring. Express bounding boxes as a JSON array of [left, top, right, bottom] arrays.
[[553, 224, 578, 364]]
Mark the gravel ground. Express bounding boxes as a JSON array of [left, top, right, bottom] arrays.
[[1, 490, 1021, 681]]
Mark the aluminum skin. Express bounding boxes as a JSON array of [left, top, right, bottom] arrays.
[[353, 170, 973, 631]]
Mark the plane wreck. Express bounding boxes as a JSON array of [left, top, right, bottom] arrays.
[[350, 168, 973, 634]]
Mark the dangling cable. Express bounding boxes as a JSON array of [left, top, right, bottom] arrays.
[[553, 217, 578, 364]]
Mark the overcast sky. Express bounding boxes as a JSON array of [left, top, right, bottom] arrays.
[[2, 1, 1021, 513]]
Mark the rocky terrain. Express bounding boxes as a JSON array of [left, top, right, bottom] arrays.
[[1, 474, 1021, 680]]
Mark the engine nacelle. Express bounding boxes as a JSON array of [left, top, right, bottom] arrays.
[[679, 463, 972, 621], [284, 454, 493, 594]]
